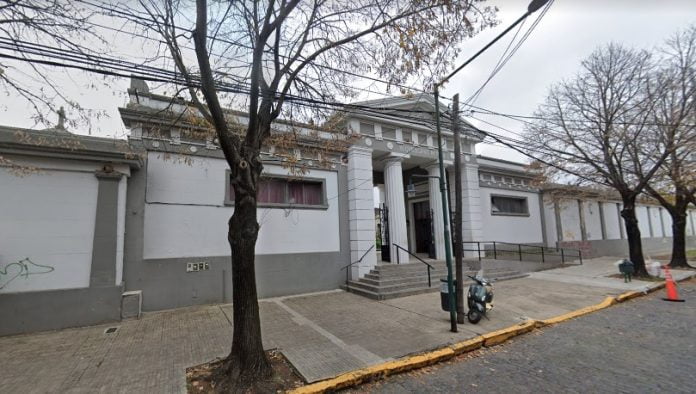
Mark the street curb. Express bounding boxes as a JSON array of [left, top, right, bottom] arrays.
[[288, 278, 691, 394], [537, 296, 616, 327]]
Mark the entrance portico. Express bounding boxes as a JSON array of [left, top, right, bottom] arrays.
[[344, 93, 486, 280]]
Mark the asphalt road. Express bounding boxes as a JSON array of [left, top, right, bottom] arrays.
[[346, 280, 696, 394]]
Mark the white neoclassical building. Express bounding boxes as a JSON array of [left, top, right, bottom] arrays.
[[2, 80, 695, 335]]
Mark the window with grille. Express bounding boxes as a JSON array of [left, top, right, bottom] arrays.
[[491, 195, 529, 216], [226, 173, 326, 208]]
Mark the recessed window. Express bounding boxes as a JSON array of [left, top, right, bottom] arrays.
[[382, 126, 396, 140], [226, 173, 326, 208], [481, 174, 492, 181], [418, 133, 428, 146], [402, 129, 413, 144], [491, 195, 529, 216], [360, 122, 375, 136]]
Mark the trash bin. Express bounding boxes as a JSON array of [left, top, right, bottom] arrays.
[[619, 259, 634, 283], [440, 278, 457, 312]]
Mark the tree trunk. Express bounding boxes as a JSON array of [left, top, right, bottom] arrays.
[[669, 210, 691, 268], [221, 160, 272, 390], [621, 196, 648, 276]]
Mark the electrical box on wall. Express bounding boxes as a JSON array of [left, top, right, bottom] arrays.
[[186, 262, 210, 272]]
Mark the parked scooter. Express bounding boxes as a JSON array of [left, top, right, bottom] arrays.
[[467, 274, 494, 324]]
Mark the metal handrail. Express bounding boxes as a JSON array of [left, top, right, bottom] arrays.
[[461, 241, 583, 265], [393, 243, 434, 287], [467, 240, 583, 254], [342, 244, 376, 288], [341, 244, 375, 271]]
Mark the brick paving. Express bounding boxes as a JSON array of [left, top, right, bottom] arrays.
[[1, 259, 692, 393], [346, 280, 696, 393]]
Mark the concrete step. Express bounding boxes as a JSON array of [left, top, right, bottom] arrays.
[[347, 279, 437, 293], [361, 269, 489, 286], [346, 271, 527, 298], [344, 260, 527, 301], [341, 284, 439, 300]]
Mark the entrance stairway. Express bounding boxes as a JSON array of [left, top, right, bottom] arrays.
[[341, 260, 527, 300]]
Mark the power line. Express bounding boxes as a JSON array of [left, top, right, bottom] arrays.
[[73, 0, 438, 97], [464, 0, 553, 106]]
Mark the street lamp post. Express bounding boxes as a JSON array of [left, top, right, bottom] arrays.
[[433, 0, 551, 332]]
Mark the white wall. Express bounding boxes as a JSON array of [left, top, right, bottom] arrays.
[[115, 176, 127, 285], [479, 187, 543, 244], [582, 200, 603, 240], [559, 200, 582, 241], [636, 206, 651, 238], [0, 167, 98, 293], [649, 207, 663, 237], [603, 202, 622, 240], [143, 152, 341, 259], [542, 199, 558, 246], [688, 209, 696, 236]]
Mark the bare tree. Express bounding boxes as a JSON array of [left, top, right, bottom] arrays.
[[94, 0, 498, 389], [642, 25, 696, 268], [0, 1, 107, 128], [524, 44, 673, 276]]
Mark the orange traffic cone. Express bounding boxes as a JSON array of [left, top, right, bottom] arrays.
[[662, 265, 685, 302]]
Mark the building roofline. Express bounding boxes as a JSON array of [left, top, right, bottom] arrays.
[[0, 126, 143, 168]]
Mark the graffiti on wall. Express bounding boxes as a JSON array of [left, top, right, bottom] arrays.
[[0, 258, 55, 290]]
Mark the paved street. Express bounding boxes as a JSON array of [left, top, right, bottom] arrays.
[[346, 279, 696, 394]]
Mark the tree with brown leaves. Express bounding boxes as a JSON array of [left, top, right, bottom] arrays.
[[102, 0, 499, 390]]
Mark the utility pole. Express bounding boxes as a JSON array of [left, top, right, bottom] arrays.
[[432, 0, 550, 332], [434, 85, 457, 333], [452, 94, 465, 324]]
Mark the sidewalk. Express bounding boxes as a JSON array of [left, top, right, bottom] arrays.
[[1, 257, 693, 393]]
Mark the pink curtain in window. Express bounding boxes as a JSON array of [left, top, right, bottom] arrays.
[[289, 182, 304, 204], [303, 182, 322, 205], [258, 179, 286, 203]]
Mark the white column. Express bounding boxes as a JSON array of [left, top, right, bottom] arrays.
[[427, 164, 446, 260], [451, 161, 483, 258], [383, 157, 409, 264], [347, 146, 377, 278]]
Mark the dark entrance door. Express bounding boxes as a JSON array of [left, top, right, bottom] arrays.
[[377, 204, 390, 262], [413, 201, 434, 257]]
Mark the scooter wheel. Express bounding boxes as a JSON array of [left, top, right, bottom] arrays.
[[467, 309, 482, 324]]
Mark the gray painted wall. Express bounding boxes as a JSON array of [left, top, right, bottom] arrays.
[[0, 285, 122, 336], [122, 154, 351, 311]]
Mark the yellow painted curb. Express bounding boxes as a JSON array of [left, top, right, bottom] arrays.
[[289, 347, 455, 394], [481, 320, 538, 347], [539, 296, 616, 327], [450, 336, 484, 355], [290, 282, 687, 394], [615, 291, 642, 303]]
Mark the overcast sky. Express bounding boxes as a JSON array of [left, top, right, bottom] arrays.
[[451, 0, 696, 162], [1, 0, 694, 163]]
